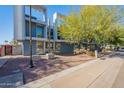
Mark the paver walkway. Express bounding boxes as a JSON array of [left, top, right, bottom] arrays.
[[51, 57, 123, 88], [112, 62, 124, 88], [21, 53, 124, 88], [112, 52, 124, 88]]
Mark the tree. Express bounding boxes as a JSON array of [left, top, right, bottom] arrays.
[[10, 40, 19, 46], [60, 12, 84, 48], [108, 25, 124, 47], [60, 5, 124, 53], [60, 13, 81, 44], [80, 6, 124, 48]]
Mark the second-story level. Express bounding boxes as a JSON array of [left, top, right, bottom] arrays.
[[14, 5, 66, 42], [53, 12, 65, 41], [14, 5, 48, 41]]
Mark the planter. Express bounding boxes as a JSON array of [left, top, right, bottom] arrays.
[[46, 53, 55, 59]]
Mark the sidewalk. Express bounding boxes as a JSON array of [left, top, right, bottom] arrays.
[[21, 55, 124, 88], [112, 62, 124, 88]]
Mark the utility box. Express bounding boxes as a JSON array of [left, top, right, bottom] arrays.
[[46, 53, 54, 59]]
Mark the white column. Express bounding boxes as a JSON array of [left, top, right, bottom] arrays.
[[14, 5, 25, 40], [43, 41, 46, 54], [53, 13, 58, 40]]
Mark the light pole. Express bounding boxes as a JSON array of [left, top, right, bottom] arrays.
[[48, 18, 51, 53], [29, 5, 34, 68]]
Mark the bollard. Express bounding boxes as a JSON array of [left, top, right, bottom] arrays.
[[95, 50, 98, 58]]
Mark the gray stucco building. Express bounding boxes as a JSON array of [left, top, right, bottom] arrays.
[[14, 5, 74, 56]]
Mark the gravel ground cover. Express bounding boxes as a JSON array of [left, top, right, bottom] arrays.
[[0, 54, 94, 84]]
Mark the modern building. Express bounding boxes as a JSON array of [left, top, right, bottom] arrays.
[[14, 5, 74, 56], [52, 12, 74, 54]]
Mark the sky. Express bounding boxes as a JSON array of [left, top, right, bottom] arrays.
[[0, 5, 80, 45]]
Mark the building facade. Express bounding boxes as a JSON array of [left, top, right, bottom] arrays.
[[14, 5, 74, 56], [53, 12, 74, 54]]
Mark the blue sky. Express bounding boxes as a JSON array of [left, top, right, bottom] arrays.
[[0, 5, 80, 45]]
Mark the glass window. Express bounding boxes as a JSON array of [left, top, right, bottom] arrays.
[[32, 22, 36, 37], [36, 26, 44, 38], [50, 29, 54, 39], [25, 21, 36, 37], [25, 21, 29, 37], [25, 6, 45, 22]]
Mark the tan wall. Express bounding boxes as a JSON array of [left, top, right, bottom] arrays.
[[12, 45, 22, 55]]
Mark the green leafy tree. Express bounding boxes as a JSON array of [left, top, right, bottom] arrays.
[[108, 25, 124, 46], [60, 12, 84, 46], [10, 40, 19, 46], [60, 5, 124, 52]]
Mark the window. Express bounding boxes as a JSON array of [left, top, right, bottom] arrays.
[[36, 25, 44, 38], [32, 22, 36, 37], [25, 21, 36, 37], [25, 21, 29, 36], [50, 29, 54, 39], [57, 26, 63, 40]]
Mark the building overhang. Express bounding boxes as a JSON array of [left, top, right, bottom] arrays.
[[26, 5, 47, 13], [25, 17, 46, 26], [25, 37, 47, 41]]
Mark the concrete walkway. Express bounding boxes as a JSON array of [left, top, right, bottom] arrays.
[[112, 52, 124, 88], [20, 53, 124, 88], [112, 62, 124, 88]]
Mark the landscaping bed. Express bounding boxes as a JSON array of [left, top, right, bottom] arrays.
[[0, 54, 94, 85]]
